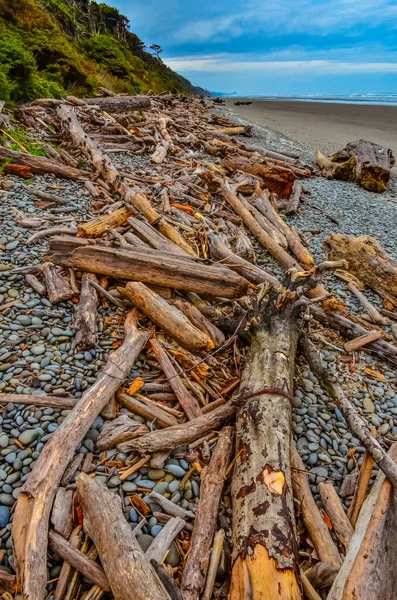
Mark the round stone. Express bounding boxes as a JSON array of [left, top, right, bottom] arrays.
[[136, 534, 154, 552], [148, 469, 165, 481], [18, 429, 39, 446], [0, 506, 10, 527]]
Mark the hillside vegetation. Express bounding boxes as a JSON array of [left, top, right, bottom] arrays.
[[0, 0, 198, 105]]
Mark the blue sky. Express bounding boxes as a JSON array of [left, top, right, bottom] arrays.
[[112, 0, 397, 95]]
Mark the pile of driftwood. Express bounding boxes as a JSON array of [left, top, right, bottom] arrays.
[[1, 91, 397, 600]]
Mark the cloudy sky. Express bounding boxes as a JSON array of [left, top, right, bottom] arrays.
[[112, 0, 397, 96]]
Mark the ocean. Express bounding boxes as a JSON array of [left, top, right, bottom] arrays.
[[249, 94, 397, 106]]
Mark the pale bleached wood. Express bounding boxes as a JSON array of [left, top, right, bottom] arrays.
[[145, 517, 186, 563], [76, 473, 170, 600], [51, 488, 74, 539], [96, 414, 148, 451]]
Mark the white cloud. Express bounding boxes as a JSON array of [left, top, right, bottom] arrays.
[[174, 0, 397, 42], [165, 55, 397, 75]]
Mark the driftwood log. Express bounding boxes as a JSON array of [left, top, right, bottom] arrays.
[[328, 445, 397, 600], [12, 311, 149, 600], [85, 95, 152, 112], [317, 139, 394, 192], [0, 146, 91, 180], [324, 234, 397, 305], [229, 264, 339, 600], [48, 236, 248, 298], [181, 426, 233, 600], [74, 273, 98, 348], [221, 155, 295, 198], [76, 473, 170, 600]]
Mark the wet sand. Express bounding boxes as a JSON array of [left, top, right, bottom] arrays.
[[224, 99, 397, 156]]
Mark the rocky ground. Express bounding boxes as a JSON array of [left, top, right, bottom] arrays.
[[1, 111, 397, 594]]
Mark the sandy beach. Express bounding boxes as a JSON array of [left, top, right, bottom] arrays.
[[224, 98, 397, 156]]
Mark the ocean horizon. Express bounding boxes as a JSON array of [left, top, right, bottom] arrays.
[[244, 93, 397, 106]]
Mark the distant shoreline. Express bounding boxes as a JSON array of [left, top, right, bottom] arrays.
[[223, 98, 397, 156], [219, 95, 397, 107]]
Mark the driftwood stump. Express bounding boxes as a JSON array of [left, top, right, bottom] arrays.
[[317, 139, 394, 192]]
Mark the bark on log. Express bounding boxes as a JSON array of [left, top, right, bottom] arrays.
[[221, 155, 296, 198], [318, 482, 353, 551], [48, 531, 110, 591], [301, 336, 397, 487], [12, 311, 149, 600], [328, 444, 397, 600], [119, 400, 237, 456], [181, 426, 233, 600], [120, 282, 214, 352], [150, 340, 202, 419], [41, 262, 73, 304], [317, 139, 394, 192], [85, 95, 152, 112], [325, 234, 397, 305], [74, 273, 98, 348], [76, 473, 170, 600], [96, 414, 149, 451], [48, 236, 249, 299]]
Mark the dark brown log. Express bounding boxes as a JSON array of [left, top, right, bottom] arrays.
[[48, 530, 110, 591], [150, 560, 184, 600], [120, 282, 214, 353], [328, 444, 397, 600], [74, 273, 98, 348], [318, 482, 353, 551], [117, 392, 178, 428], [291, 446, 342, 568], [0, 146, 91, 180], [221, 155, 296, 198], [119, 400, 236, 456], [85, 95, 152, 112], [150, 340, 202, 419], [12, 311, 149, 600], [51, 488, 74, 538], [48, 236, 249, 299], [96, 414, 149, 451], [317, 139, 394, 192], [301, 336, 397, 487], [325, 234, 397, 305], [181, 426, 233, 600], [41, 262, 73, 304], [76, 473, 170, 600]]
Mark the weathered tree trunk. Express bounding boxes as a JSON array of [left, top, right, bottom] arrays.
[[0, 146, 91, 180], [324, 234, 397, 305], [317, 139, 394, 192], [76, 473, 170, 600], [318, 482, 353, 551], [48, 236, 248, 298], [328, 445, 397, 600], [12, 311, 149, 600], [181, 426, 233, 600], [85, 95, 152, 112], [120, 282, 214, 353], [117, 392, 178, 428], [285, 181, 302, 215], [172, 299, 226, 348], [74, 273, 98, 348]]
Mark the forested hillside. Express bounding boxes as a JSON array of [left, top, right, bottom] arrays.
[[0, 0, 198, 105]]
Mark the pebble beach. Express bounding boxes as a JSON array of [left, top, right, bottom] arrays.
[[0, 100, 397, 592]]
